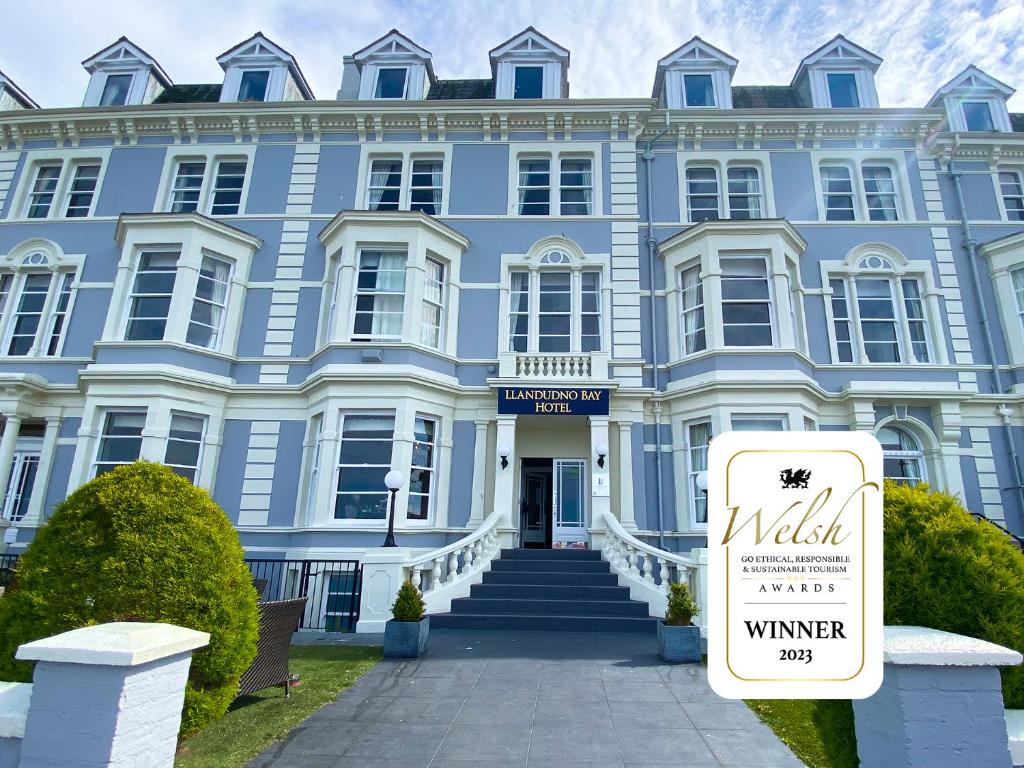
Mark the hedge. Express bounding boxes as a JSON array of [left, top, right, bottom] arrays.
[[0, 462, 259, 736], [883, 480, 1024, 708]]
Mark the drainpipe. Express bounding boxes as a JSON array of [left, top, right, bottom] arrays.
[[945, 143, 1024, 519], [642, 112, 672, 549]]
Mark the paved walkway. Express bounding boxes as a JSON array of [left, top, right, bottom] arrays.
[[250, 628, 805, 768]]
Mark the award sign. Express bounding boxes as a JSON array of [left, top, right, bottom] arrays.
[[707, 431, 883, 699]]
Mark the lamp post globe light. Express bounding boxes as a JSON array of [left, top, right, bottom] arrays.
[[695, 470, 708, 494], [383, 470, 405, 548]]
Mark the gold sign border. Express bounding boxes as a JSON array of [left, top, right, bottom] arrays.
[[724, 449, 867, 683]]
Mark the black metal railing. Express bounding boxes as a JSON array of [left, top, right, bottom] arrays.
[[245, 559, 362, 632]]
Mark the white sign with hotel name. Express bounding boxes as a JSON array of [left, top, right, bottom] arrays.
[[707, 431, 883, 700]]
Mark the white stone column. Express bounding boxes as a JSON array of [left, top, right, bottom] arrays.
[[467, 420, 489, 526], [617, 421, 638, 531], [492, 416, 517, 532], [589, 416, 611, 534], [16, 622, 209, 768], [356, 549, 411, 633], [0, 415, 23, 508]]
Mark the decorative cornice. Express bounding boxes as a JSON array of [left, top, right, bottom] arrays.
[[928, 133, 1024, 166], [0, 99, 655, 147], [115, 212, 263, 251], [658, 218, 808, 256], [318, 209, 470, 251]]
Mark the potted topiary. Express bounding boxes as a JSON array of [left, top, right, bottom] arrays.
[[383, 579, 429, 658], [658, 582, 701, 663]]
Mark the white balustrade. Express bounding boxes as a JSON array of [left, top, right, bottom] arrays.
[[599, 511, 707, 629], [402, 512, 503, 615]]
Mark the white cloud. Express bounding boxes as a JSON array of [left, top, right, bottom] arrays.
[[2, 0, 1021, 109]]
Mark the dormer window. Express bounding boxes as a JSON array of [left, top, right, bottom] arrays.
[[237, 70, 270, 102], [99, 74, 133, 106], [826, 72, 859, 108], [374, 68, 408, 99], [962, 101, 994, 132], [513, 66, 543, 99], [791, 36, 881, 109], [652, 37, 736, 110], [683, 74, 715, 107]]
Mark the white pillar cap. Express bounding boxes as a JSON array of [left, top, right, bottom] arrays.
[[0, 682, 31, 739], [884, 626, 1023, 667], [16, 622, 210, 667]]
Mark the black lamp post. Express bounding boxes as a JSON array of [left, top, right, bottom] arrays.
[[382, 470, 404, 547]]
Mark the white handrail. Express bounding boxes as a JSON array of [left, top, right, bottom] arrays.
[[404, 511, 503, 614], [599, 510, 707, 627]]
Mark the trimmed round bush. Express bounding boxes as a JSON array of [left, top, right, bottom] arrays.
[[883, 480, 1024, 708], [0, 461, 259, 735]]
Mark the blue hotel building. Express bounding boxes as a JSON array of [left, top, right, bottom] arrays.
[[0, 28, 1022, 628]]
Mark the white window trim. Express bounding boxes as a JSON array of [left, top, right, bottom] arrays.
[[104, 215, 259, 356], [80, 401, 219, 489], [661, 67, 733, 110], [507, 143, 604, 217], [806, 66, 879, 109], [317, 212, 466, 354], [683, 418, 710, 531], [372, 66, 410, 100], [978, 234, 1024, 367], [660, 222, 806, 361], [810, 152, 915, 223], [993, 165, 1024, 223], [236, 68, 273, 102], [1, 436, 43, 523], [9, 148, 111, 221], [729, 413, 789, 431], [875, 417, 934, 487], [824, 71, 862, 108], [153, 145, 256, 216], [675, 154, 776, 223], [497, 238, 612, 355], [303, 402, 452, 530], [0, 239, 84, 358], [354, 144, 452, 216], [820, 245, 947, 365]]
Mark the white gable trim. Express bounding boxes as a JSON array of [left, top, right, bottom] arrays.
[[489, 28, 569, 62], [353, 30, 433, 65], [217, 33, 313, 101], [792, 35, 883, 83], [82, 38, 171, 86], [928, 65, 1016, 104], [653, 37, 737, 108]]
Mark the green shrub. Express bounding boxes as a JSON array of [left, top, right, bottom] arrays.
[[665, 581, 700, 626], [0, 462, 259, 736], [391, 580, 425, 622], [883, 480, 1024, 708]]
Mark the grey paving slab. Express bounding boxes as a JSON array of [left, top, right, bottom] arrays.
[[249, 628, 807, 768]]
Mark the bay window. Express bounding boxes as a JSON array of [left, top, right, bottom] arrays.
[[506, 265, 603, 353], [511, 147, 600, 216], [185, 255, 231, 348], [678, 264, 706, 355], [352, 250, 407, 341], [335, 414, 396, 521], [421, 258, 445, 349], [1013, 268, 1024, 335], [126, 251, 179, 341], [720, 257, 773, 347], [164, 413, 205, 483], [686, 421, 710, 527], [825, 253, 936, 364], [408, 416, 436, 521], [94, 410, 145, 476]]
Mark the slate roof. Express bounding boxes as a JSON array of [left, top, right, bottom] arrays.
[[731, 85, 806, 109], [1011, 113, 1024, 133], [153, 84, 222, 104], [427, 78, 495, 100]]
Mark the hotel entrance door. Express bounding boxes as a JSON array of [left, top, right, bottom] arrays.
[[519, 458, 587, 548]]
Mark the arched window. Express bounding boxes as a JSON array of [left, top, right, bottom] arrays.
[[879, 425, 925, 485], [0, 240, 81, 358]]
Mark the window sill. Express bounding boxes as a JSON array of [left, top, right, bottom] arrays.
[[93, 339, 235, 361]]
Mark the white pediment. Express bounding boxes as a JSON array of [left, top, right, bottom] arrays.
[[657, 37, 737, 72], [489, 27, 569, 63], [82, 37, 170, 85], [793, 34, 882, 82], [217, 33, 293, 68], [353, 30, 432, 64], [928, 65, 1015, 104]]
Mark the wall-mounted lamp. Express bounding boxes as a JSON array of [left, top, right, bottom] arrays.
[[596, 443, 608, 469], [498, 444, 511, 470]]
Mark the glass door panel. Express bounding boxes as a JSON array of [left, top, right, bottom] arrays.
[[553, 459, 587, 547]]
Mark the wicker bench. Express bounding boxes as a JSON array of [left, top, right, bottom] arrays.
[[237, 597, 307, 697]]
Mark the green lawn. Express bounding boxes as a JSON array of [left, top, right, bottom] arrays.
[[175, 645, 381, 768], [746, 699, 859, 768]]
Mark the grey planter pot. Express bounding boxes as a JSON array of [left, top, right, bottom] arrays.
[[657, 620, 701, 663], [383, 616, 430, 658]]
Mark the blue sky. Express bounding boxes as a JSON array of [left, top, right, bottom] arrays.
[[3, 0, 1022, 109]]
